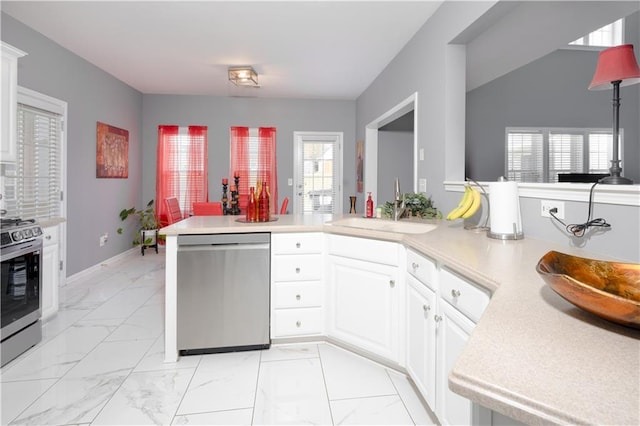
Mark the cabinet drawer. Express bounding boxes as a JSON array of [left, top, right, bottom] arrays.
[[440, 268, 490, 323], [42, 226, 59, 247], [273, 308, 323, 337], [406, 249, 436, 291], [272, 233, 323, 255], [327, 234, 399, 266], [273, 255, 322, 281], [273, 282, 322, 308]]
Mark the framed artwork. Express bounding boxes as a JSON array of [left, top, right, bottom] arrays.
[[356, 140, 364, 193], [96, 121, 129, 178]]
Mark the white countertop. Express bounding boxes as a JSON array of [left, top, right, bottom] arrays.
[[160, 214, 640, 425]]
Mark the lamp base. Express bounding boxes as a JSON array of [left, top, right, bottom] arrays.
[[599, 175, 634, 185]]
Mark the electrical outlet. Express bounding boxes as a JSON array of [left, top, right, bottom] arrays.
[[99, 232, 108, 247], [541, 200, 565, 219], [418, 178, 427, 192]]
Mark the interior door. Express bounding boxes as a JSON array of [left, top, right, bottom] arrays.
[[293, 132, 342, 214]]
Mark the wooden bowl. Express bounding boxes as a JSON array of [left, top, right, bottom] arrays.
[[536, 251, 640, 329]]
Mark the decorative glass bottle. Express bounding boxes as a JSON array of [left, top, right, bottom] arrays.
[[258, 181, 270, 222], [246, 187, 256, 222]]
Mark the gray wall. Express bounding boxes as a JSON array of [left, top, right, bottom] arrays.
[[377, 130, 413, 205], [141, 95, 355, 211], [1, 13, 144, 276], [357, 3, 640, 262], [466, 10, 640, 182]]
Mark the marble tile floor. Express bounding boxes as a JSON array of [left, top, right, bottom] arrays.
[[1, 251, 438, 425]]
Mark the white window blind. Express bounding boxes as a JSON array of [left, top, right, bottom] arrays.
[[10, 103, 62, 220], [506, 127, 620, 183], [548, 132, 583, 182], [506, 131, 543, 183]]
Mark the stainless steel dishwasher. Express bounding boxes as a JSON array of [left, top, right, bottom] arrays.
[[177, 232, 270, 355]]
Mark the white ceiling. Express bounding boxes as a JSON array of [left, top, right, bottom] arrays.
[[2, 1, 443, 100]]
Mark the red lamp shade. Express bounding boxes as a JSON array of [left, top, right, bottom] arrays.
[[589, 44, 640, 90]]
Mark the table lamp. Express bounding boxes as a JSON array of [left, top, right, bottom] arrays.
[[588, 44, 640, 184]]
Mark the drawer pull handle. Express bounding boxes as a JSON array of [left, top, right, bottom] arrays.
[[296, 294, 301, 301], [451, 289, 461, 298], [389, 280, 395, 288], [412, 262, 419, 271], [434, 315, 442, 323], [295, 267, 301, 273], [296, 321, 301, 327], [45, 235, 52, 240], [296, 242, 301, 248], [423, 304, 430, 312]]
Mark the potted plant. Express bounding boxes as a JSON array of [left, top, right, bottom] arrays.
[[117, 199, 160, 254], [381, 192, 442, 219]]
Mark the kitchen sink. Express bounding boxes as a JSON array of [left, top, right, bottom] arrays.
[[328, 217, 437, 234]]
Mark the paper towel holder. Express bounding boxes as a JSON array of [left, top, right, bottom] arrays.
[[487, 176, 524, 240]]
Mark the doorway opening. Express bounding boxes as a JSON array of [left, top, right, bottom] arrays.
[[364, 92, 418, 207]]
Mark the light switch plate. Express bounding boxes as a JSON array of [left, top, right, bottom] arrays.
[[419, 178, 427, 192], [419, 148, 424, 161], [288, 178, 293, 186]]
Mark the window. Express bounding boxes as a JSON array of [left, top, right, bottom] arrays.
[[230, 127, 278, 214], [5, 103, 62, 220], [569, 18, 623, 48], [506, 127, 619, 183], [293, 132, 343, 214], [156, 125, 208, 224]]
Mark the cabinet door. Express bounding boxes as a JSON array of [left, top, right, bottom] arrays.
[[437, 300, 491, 426], [406, 275, 437, 409], [327, 255, 399, 361], [41, 243, 59, 321], [1, 43, 25, 163]]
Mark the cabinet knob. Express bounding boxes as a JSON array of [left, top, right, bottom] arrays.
[[412, 262, 419, 271], [296, 294, 301, 301], [434, 315, 442, 322], [295, 267, 301, 273], [423, 304, 430, 312], [296, 321, 301, 327], [389, 280, 395, 288], [45, 235, 52, 240], [296, 242, 301, 248], [451, 289, 461, 298]]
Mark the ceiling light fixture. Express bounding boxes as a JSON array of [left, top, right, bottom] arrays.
[[228, 66, 259, 87]]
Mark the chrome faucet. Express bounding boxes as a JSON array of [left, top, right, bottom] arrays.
[[392, 177, 407, 221]]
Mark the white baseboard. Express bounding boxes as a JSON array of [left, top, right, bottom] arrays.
[[65, 247, 141, 286]]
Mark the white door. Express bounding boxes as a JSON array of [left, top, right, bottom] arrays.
[[293, 132, 342, 214]]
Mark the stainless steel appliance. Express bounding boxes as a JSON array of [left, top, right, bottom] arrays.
[[177, 232, 270, 355], [1, 218, 43, 366]]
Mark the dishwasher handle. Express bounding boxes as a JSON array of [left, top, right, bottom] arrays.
[[178, 243, 269, 252]]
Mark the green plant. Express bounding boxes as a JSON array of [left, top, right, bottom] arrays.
[[381, 192, 442, 219], [117, 199, 160, 245]]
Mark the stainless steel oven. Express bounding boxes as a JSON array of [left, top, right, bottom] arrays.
[[1, 219, 43, 367]]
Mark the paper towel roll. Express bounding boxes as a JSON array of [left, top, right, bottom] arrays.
[[488, 180, 524, 240]]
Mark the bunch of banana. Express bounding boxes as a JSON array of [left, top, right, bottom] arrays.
[[446, 185, 482, 220]]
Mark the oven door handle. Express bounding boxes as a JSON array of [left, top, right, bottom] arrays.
[[0, 239, 43, 262]]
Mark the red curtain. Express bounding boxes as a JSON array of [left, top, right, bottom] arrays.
[[156, 125, 208, 225], [230, 126, 277, 214]]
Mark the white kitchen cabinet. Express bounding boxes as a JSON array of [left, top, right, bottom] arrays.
[[326, 234, 403, 362], [41, 225, 60, 321], [271, 232, 324, 338], [406, 274, 437, 409], [406, 249, 491, 425], [436, 267, 491, 426], [1, 43, 26, 163]]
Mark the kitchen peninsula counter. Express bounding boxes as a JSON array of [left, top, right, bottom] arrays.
[[160, 215, 639, 425]]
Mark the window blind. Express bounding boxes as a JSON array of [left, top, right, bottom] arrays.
[[506, 131, 543, 183], [10, 103, 62, 220], [588, 133, 612, 174], [548, 132, 583, 182]]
